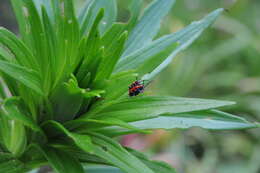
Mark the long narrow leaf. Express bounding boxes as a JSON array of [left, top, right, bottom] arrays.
[[99, 110, 258, 136], [0, 160, 24, 173], [115, 41, 178, 73], [143, 8, 224, 80], [65, 118, 150, 134], [10, 0, 30, 45], [51, 78, 84, 122], [38, 145, 84, 173], [0, 27, 38, 69], [42, 121, 94, 154], [79, 0, 117, 35], [130, 110, 258, 130], [94, 31, 128, 82], [126, 0, 143, 30], [50, 144, 107, 165], [0, 46, 14, 62], [76, 9, 103, 84], [117, 8, 224, 80], [0, 153, 14, 163], [123, 0, 175, 56], [2, 97, 42, 132], [83, 96, 235, 122], [0, 60, 43, 95], [89, 133, 154, 173], [6, 121, 27, 157], [23, 0, 46, 68]]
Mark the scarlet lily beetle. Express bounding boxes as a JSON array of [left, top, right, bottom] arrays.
[[128, 77, 150, 97]]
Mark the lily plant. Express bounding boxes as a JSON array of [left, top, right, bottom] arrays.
[[0, 0, 258, 172]]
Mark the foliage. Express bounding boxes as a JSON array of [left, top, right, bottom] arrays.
[[149, 0, 260, 172], [0, 0, 258, 172]]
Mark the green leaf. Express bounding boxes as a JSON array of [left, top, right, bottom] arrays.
[[0, 114, 11, 151], [142, 8, 224, 80], [32, 0, 54, 19], [79, 0, 117, 35], [0, 153, 14, 163], [136, 43, 179, 76], [6, 121, 27, 157], [0, 60, 43, 95], [83, 96, 235, 122], [50, 144, 107, 164], [78, 0, 93, 34], [116, 10, 224, 76], [23, 0, 46, 68], [79, 72, 91, 89], [65, 118, 150, 134], [0, 46, 14, 62], [87, 22, 127, 87], [53, 0, 80, 88], [94, 31, 128, 82], [0, 107, 27, 157], [62, 0, 80, 66], [0, 27, 37, 69], [51, 77, 84, 122], [89, 133, 154, 173], [78, 0, 91, 23], [2, 97, 41, 132], [0, 77, 9, 99], [130, 110, 258, 130], [97, 0, 117, 35], [10, 0, 30, 45], [38, 145, 84, 173], [82, 89, 105, 98], [100, 23, 127, 50], [41, 5, 57, 92], [127, 0, 143, 30], [69, 133, 94, 154], [76, 9, 103, 84], [127, 147, 177, 173], [42, 121, 94, 154], [102, 110, 258, 136], [123, 0, 175, 56], [115, 41, 178, 73], [0, 160, 24, 173]]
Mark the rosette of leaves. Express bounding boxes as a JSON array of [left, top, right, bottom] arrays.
[[0, 0, 258, 173]]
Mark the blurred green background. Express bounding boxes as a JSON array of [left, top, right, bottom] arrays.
[[1, 0, 260, 173]]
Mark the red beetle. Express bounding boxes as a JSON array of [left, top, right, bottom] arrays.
[[128, 78, 151, 97]]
